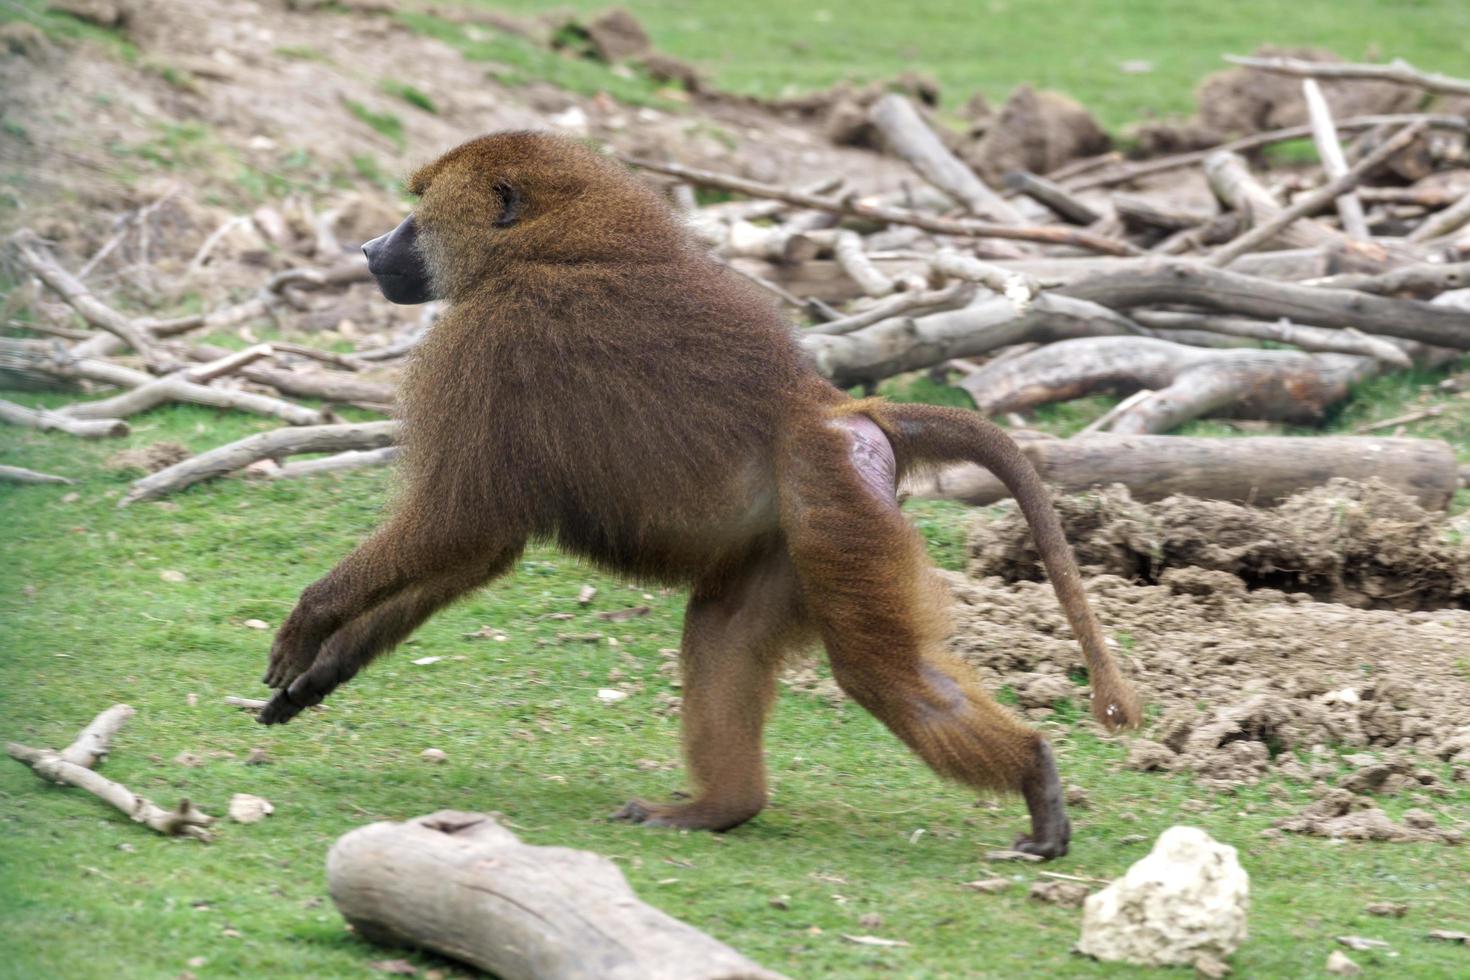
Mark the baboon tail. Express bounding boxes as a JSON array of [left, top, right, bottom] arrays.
[[874, 401, 1142, 732]]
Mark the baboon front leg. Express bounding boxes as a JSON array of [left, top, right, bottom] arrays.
[[260, 516, 523, 723], [786, 418, 1071, 857], [613, 549, 807, 832]]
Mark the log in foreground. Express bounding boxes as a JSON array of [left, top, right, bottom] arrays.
[[327, 811, 787, 980], [904, 435, 1458, 509]]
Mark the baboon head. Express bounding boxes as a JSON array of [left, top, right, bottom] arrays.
[[362, 131, 687, 304]]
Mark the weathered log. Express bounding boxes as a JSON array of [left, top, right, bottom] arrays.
[[1002, 171, 1101, 225], [868, 94, 1025, 224], [1132, 311, 1411, 367], [0, 464, 75, 485], [1204, 151, 1345, 253], [121, 420, 399, 504], [1060, 260, 1470, 349], [1209, 119, 1426, 265], [0, 397, 129, 438], [1306, 260, 1470, 297], [801, 293, 1144, 387], [905, 435, 1458, 509], [962, 335, 1378, 432], [326, 811, 786, 980]]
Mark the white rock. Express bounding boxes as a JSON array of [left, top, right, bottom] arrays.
[[1077, 825, 1249, 966], [228, 793, 274, 824], [597, 688, 628, 703], [1326, 950, 1361, 975]]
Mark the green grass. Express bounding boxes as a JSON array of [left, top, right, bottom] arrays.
[[466, 0, 1470, 128], [3, 395, 1470, 979], [381, 79, 439, 114], [342, 99, 406, 150], [397, 10, 677, 109]]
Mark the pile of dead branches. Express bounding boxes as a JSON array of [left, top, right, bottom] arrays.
[[4, 56, 1469, 508]]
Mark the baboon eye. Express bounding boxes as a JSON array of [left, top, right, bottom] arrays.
[[493, 181, 522, 228]]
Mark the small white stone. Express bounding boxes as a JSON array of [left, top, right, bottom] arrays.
[[420, 748, 448, 763], [597, 688, 628, 703], [1326, 950, 1361, 975], [411, 656, 442, 666], [243, 619, 270, 630], [1078, 826, 1249, 966], [227, 793, 274, 824]]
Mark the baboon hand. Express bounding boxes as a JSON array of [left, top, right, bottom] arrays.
[[256, 659, 341, 725], [262, 622, 318, 690]]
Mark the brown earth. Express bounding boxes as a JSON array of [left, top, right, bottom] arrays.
[[939, 480, 1470, 842]]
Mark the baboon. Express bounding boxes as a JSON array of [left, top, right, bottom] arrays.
[[258, 131, 1140, 857]]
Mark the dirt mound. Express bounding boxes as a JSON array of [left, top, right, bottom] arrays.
[[1196, 46, 1419, 138], [945, 481, 1470, 829], [969, 479, 1470, 611], [962, 85, 1111, 184]]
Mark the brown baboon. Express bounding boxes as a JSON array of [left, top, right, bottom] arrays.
[[258, 131, 1140, 857]]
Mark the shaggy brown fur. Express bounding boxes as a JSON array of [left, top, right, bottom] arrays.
[[258, 131, 1139, 857]]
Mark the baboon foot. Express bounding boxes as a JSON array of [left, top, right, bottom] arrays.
[[1014, 738, 1071, 859], [610, 796, 763, 832]]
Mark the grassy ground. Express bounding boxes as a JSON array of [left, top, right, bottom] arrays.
[[5, 2, 1470, 976], [3, 385, 1470, 979], [475, 0, 1470, 128]]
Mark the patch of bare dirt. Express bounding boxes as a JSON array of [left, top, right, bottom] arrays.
[[969, 479, 1470, 610], [943, 480, 1470, 838]]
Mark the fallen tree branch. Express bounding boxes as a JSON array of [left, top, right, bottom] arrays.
[[327, 810, 787, 980], [1407, 191, 1470, 244], [1305, 260, 1470, 296], [1204, 151, 1345, 253], [805, 281, 971, 336], [121, 420, 399, 505], [0, 397, 129, 438], [1002, 171, 1101, 225], [622, 157, 1142, 256], [59, 352, 326, 426], [5, 705, 214, 841], [1223, 54, 1470, 99], [0, 464, 75, 485], [801, 293, 1146, 387], [1060, 259, 1470, 349], [962, 335, 1378, 432], [904, 434, 1458, 509], [8, 231, 169, 370], [1065, 114, 1467, 191], [271, 445, 401, 479], [1302, 79, 1370, 239], [1132, 311, 1412, 367], [1209, 119, 1427, 265], [868, 94, 1026, 224]]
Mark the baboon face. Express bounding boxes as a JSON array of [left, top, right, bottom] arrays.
[[364, 131, 686, 304], [362, 215, 435, 305]]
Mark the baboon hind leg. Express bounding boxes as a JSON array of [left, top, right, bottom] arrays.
[[613, 548, 808, 832], [785, 419, 1070, 857]]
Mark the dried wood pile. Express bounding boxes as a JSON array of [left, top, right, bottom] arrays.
[[4, 57, 1470, 508]]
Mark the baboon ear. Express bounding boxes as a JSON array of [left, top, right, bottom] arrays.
[[493, 181, 522, 228]]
